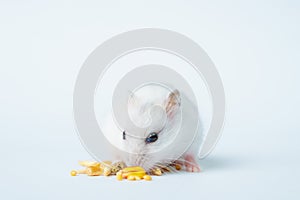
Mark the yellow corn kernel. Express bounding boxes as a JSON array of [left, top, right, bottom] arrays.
[[174, 164, 181, 170], [151, 168, 162, 176], [121, 166, 145, 173], [70, 170, 77, 176], [160, 166, 171, 172], [86, 167, 102, 176], [122, 171, 146, 179], [116, 171, 123, 176], [78, 161, 100, 168], [143, 175, 152, 181], [127, 175, 136, 181], [103, 167, 112, 176], [116, 173, 123, 181]]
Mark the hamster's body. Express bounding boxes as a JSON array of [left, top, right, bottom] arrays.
[[103, 84, 202, 172]]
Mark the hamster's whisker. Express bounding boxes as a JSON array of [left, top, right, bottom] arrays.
[[136, 156, 141, 166], [140, 155, 147, 166]]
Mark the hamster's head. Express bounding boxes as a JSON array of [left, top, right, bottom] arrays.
[[122, 85, 181, 171]]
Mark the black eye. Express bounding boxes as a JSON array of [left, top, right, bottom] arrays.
[[123, 131, 126, 140], [145, 132, 158, 144]]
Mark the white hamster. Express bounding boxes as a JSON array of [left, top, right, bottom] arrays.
[[103, 84, 202, 172]]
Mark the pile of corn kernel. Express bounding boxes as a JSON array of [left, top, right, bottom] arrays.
[[70, 160, 181, 181]]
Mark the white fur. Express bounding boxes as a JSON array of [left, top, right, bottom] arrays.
[[102, 84, 203, 171]]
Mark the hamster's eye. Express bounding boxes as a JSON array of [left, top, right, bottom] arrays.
[[123, 131, 126, 140], [145, 132, 158, 144]]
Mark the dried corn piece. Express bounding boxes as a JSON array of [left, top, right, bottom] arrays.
[[143, 175, 152, 181], [159, 165, 171, 173], [122, 171, 146, 179], [120, 166, 145, 173], [75, 160, 104, 176], [110, 161, 126, 175], [86, 167, 102, 176], [150, 167, 162, 176], [170, 161, 182, 171], [127, 175, 135, 181], [70, 170, 77, 176], [116, 166, 153, 181], [174, 163, 181, 170], [99, 161, 112, 176], [103, 166, 112, 176], [116, 172, 123, 181], [78, 161, 100, 168]]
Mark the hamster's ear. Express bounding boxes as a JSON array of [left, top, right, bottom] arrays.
[[165, 90, 181, 118]]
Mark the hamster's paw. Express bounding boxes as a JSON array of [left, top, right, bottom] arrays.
[[184, 154, 201, 172]]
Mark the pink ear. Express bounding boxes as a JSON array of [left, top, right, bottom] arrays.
[[165, 90, 181, 118]]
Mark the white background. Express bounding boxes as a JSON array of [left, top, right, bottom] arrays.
[[0, 0, 299, 199]]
